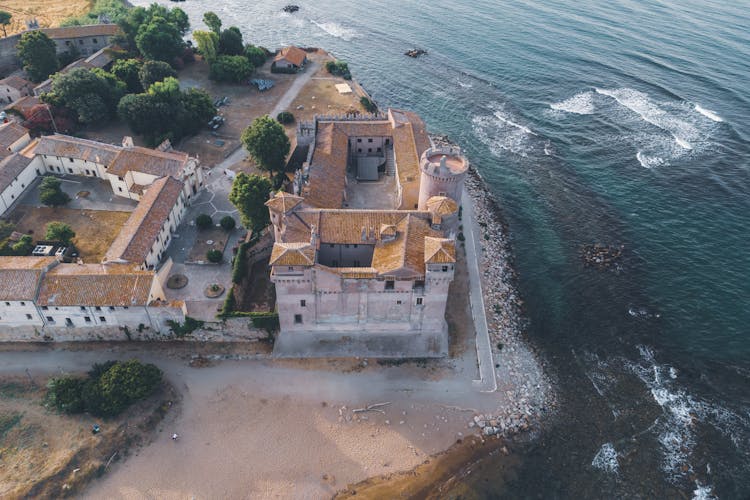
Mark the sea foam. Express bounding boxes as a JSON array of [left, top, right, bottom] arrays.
[[694, 105, 723, 122], [472, 105, 538, 157], [550, 91, 595, 115], [310, 20, 358, 41], [592, 443, 619, 473]]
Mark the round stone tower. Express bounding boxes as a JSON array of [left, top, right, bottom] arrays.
[[417, 146, 469, 211]]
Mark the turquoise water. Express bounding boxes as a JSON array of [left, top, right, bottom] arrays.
[[135, 0, 750, 496]]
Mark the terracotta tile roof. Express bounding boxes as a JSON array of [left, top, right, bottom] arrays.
[[84, 47, 114, 68], [0, 122, 29, 152], [105, 177, 184, 265], [424, 237, 456, 264], [371, 215, 441, 277], [330, 267, 378, 279], [37, 264, 154, 307], [269, 242, 316, 266], [303, 122, 349, 208], [4, 96, 40, 115], [388, 109, 430, 209], [265, 191, 304, 213], [0, 75, 33, 92], [426, 196, 458, 216], [0, 257, 55, 301], [0, 153, 33, 192], [314, 209, 422, 244], [31, 135, 120, 165], [41, 24, 120, 40], [275, 46, 307, 67], [108, 146, 189, 178]]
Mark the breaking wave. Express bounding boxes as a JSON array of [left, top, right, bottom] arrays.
[[472, 105, 539, 157], [310, 20, 358, 41], [636, 151, 665, 169], [694, 105, 723, 122], [550, 91, 596, 115], [592, 442, 620, 473]]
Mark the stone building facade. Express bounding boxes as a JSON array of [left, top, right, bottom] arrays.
[[268, 109, 469, 357]]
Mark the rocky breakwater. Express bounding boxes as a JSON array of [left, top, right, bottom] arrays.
[[434, 133, 557, 441]]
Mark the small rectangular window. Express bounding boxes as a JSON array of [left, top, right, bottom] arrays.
[[93, 38, 98, 43], [100, 316, 106, 322], [4, 302, 9, 306], [80, 306, 86, 311], [385, 280, 394, 290], [42, 306, 48, 310], [396, 300, 402, 305], [26, 314, 32, 319], [68, 168, 73, 173], [20, 301, 25, 306], [368, 138, 373, 143], [294, 314, 303, 324], [123, 306, 129, 310], [69, 158, 74, 162], [84, 316, 91, 323], [46, 316, 54, 322], [300, 300, 306, 307], [442, 266, 449, 272], [109, 306, 115, 311], [416, 297, 423, 305], [357, 138, 362, 143], [95, 306, 101, 311]]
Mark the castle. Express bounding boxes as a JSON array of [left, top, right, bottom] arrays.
[[267, 109, 469, 357]]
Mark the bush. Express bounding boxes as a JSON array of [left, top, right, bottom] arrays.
[[244, 44, 267, 67], [166, 317, 204, 337], [46, 360, 162, 417], [220, 216, 236, 230], [196, 213, 213, 229], [360, 96, 377, 113], [206, 249, 223, 263], [39, 176, 71, 207], [231, 241, 250, 284], [325, 60, 351, 79], [45, 221, 75, 245], [276, 111, 294, 124], [209, 55, 253, 83]]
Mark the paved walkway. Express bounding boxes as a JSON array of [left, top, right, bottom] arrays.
[[462, 188, 498, 393], [216, 61, 320, 172]]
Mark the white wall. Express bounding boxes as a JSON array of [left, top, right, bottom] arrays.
[[0, 300, 44, 326], [0, 156, 40, 216]]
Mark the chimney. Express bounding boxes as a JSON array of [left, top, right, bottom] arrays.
[[440, 155, 447, 169], [361, 226, 367, 241], [122, 136, 134, 148], [310, 224, 317, 246]]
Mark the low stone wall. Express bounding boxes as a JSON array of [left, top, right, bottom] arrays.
[[0, 317, 271, 343]]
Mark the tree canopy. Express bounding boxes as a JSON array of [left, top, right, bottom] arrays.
[[0, 11, 12, 38], [193, 30, 219, 62], [218, 26, 244, 56], [43, 68, 125, 124], [39, 176, 71, 207], [45, 221, 75, 245], [241, 116, 291, 175], [119, 4, 189, 50], [203, 11, 222, 35], [139, 60, 177, 90], [17, 31, 58, 82], [209, 55, 252, 83], [244, 44, 267, 67], [229, 173, 273, 233], [135, 15, 185, 64], [111, 58, 144, 93], [118, 77, 215, 145]]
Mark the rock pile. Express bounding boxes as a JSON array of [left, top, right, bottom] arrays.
[[404, 48, 428, 58], [580, 243, 624, 270], [282, 5, 300, 13]]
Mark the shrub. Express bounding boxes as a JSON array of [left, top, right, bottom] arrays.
[[276, 111, 294, 124], [39, 176, 71, 207], [231, 241, 250, 284], [206, 249, 223, 263], [209, 55, 252, 83], [45, 221, 75, 245], [244, 44, 267, 67], [325, 60, 351, 79], [360, 97, 377, 113], [46, 377, 86, 414], [196, 213, 213, 229], [220, 215, 236, 230], [166, 317, 204, 337]]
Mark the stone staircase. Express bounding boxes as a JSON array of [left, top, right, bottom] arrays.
[[385, 146, 396, 176]]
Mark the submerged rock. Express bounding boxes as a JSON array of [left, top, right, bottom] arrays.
[[405, 48, 428, 58], [282, 5, 300, 13]]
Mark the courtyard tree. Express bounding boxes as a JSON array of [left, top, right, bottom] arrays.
[[0, 11, 11, 38], [196, 213, 212, 229], [241, 115, 290, 175], [45, 221, 76, 245], [193, 30, 219, 62], [16, 30, 58, 82], [39, 176, 71, 207], [203, 11, 222, 35], [135, 15, 185, 64], [111, 58, 145, 93], [11, 235, 34, 256], [206, 249, 222, 263], [43, 68, 125, 124], [209, 55, 252, 83], [220, 216, 236, 231], [218, 26, 244, 56], [228, 173, 273, 233], [138, 60, 177, 90]]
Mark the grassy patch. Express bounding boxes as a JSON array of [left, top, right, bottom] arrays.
[[0, 412, 23, 440]]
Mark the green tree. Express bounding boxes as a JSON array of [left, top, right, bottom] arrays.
[[0, 11, 11, 38], [209, 55, 252, 82], [220, 216, 236, 231], [43, 68, 125, 123], [16, 30, 58, 82], [276, 111, 294, 124], [241, 115, 290, 175], [147, 75, 181, 100], [229, 173, 273, 232], [360, 96, 377, 113], [193, 30, 219, 62], [11, 235, 34, 255], [39, 176, 71, 207], [179, 87, 215, 136], [95, 360, 162, 417], [206, 249, 222, 263], [45, 221, 75, 245], [218, 26, 243, 56], [111, 58, 144, 93], [139, 60, 177, 90], [46, 377, 86, 414], [243, 44, 267, 67], [203, 11, 222, 35], [135, 15, 184, 63], [196, 213, 212, 229]]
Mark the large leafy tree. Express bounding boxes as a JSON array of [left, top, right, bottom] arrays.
[[209, 55, 252, 83], [111, 58, 144, 93], [193, 30, 219, 62], [138, 60, 177, 90], [0, 11, 11, 38], [45, 221, 76, 245], [39, 176, 71, 207], [180, 88, 215, 136], [203, 11, 222, 35], [43, 68, 125, 124], [244, 44, 267, 67], [229, 173, 273, 232], [241, 115, 291, 175], [218, 26, 244, 56], [135, 15, 184, 63], [120, 4, 189, 51], [17, 31, 58, 82]]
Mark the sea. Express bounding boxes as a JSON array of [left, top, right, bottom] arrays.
[[132, 1, 750, 497]]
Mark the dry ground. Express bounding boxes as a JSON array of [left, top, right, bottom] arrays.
[[186, 226, 230, 264], [0, 0, 90, 36], [0, 375, 176, 499], [10, 206, 130, 262]]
